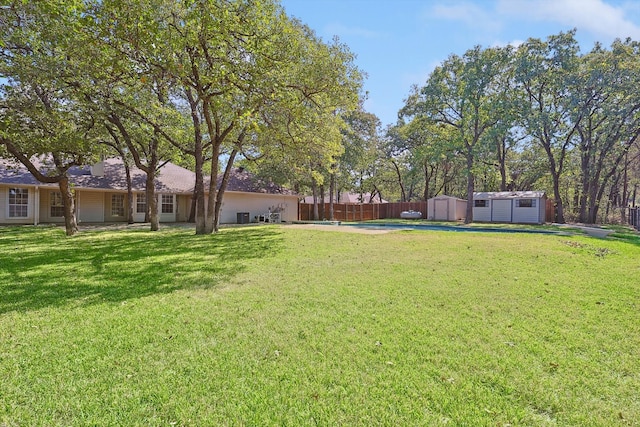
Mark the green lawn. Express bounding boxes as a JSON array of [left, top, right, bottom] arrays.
[[1, 224, 639, 426]]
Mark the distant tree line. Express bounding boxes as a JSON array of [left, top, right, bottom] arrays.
[[387, 30, 640, 224], [277, 30, 640, 225]]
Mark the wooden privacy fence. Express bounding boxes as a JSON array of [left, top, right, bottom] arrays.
[[381, 202, 428, 219], [299, 202, 428, 222], [629, 207, 640, 231], [546, 199, 555, 223]]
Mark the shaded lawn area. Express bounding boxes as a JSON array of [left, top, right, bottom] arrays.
[[0, 224, 639, 426], [0, 225, 281, 313]]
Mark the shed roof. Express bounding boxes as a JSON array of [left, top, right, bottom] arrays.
[[428, 194, 467, 202], [473, 191, 545, 199]]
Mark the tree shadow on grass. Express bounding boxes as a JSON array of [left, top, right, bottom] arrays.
[[0, 225, 284, 314]]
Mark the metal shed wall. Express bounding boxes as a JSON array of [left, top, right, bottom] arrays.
[[491, 199, 513, 222], [427, 196, 467, 221], [473, 191, 547, 224]]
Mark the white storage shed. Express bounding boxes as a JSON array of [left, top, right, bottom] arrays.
[[473, 191, 547, 224], [427, 195, 467, 221]]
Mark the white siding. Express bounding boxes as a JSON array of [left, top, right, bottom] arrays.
[[427, 196, 467, 221], [491, 199, 512, 222], [38, 190, 63, 223], [454, 200, 467, 221], [218, 192, 298, 224], [158, 194, 177, 223], [0, 186, 8, 223], [434, 199, 448, 220], [1, 186, 35, 225], [132, 194, 192, 223], [512, 199, 543, 224], [473, 204, 491, 222], [78, 191, 105, 223], [473, 192, 546, 224]]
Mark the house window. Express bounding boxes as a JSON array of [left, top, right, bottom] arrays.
[[474, 199, 488, 208], [161, 195, 174, 214], [136, 193, 147, 214], [50, 192, 65, 217], [516, 199, 536, 208], [8, 188, 28, 218], [111, 194, 125, 217]]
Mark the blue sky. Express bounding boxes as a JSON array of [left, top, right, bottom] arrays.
[[280, 0, 640, 128]]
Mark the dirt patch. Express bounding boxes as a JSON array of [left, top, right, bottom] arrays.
[[554, 223, 614, 238]]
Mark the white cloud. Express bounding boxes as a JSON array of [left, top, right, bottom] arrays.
[[427, 1, 503, 32], [497, 0, 640, 41]]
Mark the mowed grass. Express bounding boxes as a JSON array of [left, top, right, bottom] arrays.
[[0, 224, 639, 426]]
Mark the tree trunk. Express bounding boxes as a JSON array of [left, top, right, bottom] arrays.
[[146, 172, 159, 231], [391, 160, 406, 202], [423, 163, 433, 201], [188, 188, 197, 223], [185, 87, 207, 234], [59, 176, 78, 236], [124, 159, 134, 224], [194, 149, 207, 234], [107, 141, 135, 225], [213, 149, 238, 233], [578, 141, 592, 223], [551, 171, 564, 223], [464, 153, 474, 224], [205, 145, 219, 234], [329, 173, 335, 221], [1, 139, 80, 234], [311, 178, 319, 220], [319, 185, 325, 220], [621, 151, 629, 223], [497, 135, 508, 191], [542, 140, 565, 223]]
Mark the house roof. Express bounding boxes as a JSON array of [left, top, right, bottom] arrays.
[[473, 191, 546, 199], [0, 157, 196, 193], [217, 167, 296, 195], [0, 157, 296, 196]]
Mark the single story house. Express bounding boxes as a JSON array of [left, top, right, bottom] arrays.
[[0, 157, 298, 225], [473, 191, 547, 224], [426, 195, 466, 221]]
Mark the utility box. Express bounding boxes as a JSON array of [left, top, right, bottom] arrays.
[[236, 212, 250, 224]]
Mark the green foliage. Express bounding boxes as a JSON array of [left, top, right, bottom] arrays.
[[2, 0, 363, 234], [335, 107, 382, 197], [0, 1, 107, 235], [0, 1, 99, 160], [396, 30, 640, 225], [398, 45, 512, 217], [1, 225, 639, 424]]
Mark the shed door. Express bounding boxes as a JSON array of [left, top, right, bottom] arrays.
[[434, 199, 448, 220], [491, 199, 512, 222]]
